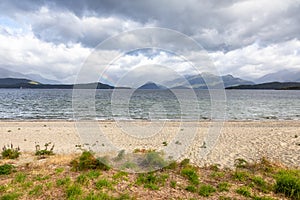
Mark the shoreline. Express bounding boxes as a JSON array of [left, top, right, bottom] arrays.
[[1, 120, 299, 169]]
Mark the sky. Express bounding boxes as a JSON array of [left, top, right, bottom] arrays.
[[0, 0, 300, 85]]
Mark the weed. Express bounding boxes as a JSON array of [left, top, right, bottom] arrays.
[[170, 180, 177, 188], [274, 169, 300, 199], [55, 168, 64, 174], [35, 142, 54, 159], [185, 185, 197, 193], [56, 177, 71, 186], [34, 174, 50, 181], [217, 182, 231, 192], [29, 184, 43, 196], [95, 178, 112, 190], [252, 176, 270, 193], [180, 158, 190, 167], [236, 186, 251, 197], [14, 172, 26, 183], [181, 167, 199, 185], [211, 171, 225, 179], [0, 192, 20, 200], [234, 158, 248, 168], [112, 171, 128, 180], [252, 196, 275, 200], [198, 184, 216, 197], [136, 173, 168, 190], [233, 171, 249, 181], [66, 184, 82, 199], [86, 170, 101, 179], [1, 144, 20, 159], [76, 174, 89, 185], [0, 164, 14, 175]]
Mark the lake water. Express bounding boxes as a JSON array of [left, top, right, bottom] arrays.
[[0, 89, 299, 120]]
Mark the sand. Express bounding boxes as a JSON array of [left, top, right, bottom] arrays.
[[0, 120, 299, 168]]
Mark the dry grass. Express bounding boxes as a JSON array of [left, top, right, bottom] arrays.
[[0, 153, 298, 200]]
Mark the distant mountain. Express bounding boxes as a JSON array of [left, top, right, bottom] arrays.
[[226, 82, 300, 90], [255, 69, 300, 83], [137, 82, 165, 89], [0, 67, 60, 84], [0, 78, 114, 89], [0, 78, 40, 86], [163, 73, 254, 89]]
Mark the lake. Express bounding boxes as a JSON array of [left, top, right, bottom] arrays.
[[0, 89, 299, 120]]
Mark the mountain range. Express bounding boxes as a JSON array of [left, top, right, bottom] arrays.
[[0, 67, 60, 84], [163, 73, 254, 89], [255, 69, 300, 83], [0, 78, 114, 89]]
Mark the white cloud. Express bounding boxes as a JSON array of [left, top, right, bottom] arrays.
[[210, 39, 300, 79]]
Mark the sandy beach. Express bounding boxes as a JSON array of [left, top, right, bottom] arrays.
[[0, 120, 299, 168]]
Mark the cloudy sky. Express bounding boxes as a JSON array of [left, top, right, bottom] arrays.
[[0, 0, 300, 85]]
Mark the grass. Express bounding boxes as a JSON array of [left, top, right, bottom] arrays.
[[71, 151, 110, 171], [0, 152, 299, 200], [198, 184, 216, 197], [1, 144, 20, 159], [217, 182, 231, 192], [66, 184, 82, 199], [95, 178, 113, 190], [274, 169, 300, 199], [181, 167, 199, 185], [0, 164, 14, 175], [236, 186, 252, 197], [136, 173, 168, 190]]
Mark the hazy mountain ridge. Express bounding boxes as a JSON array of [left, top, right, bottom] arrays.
[[255, 69, 300, 83], [0, 67, 60, 84], [0, 78, 114, 89], [163, 73, 254, 89]]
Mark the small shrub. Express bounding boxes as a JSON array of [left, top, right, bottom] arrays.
[[162, 141, 168, 146], [35, 142, 54, 158], [274, 169, 300, 199], [198, 184, 216, 197], [181, 167, 199, 185], [0, 164, 14, 175], [1, 144, 20, 159], [71, 151, 110, 171], [141, 151, 167, 169], [236, 186, 251, 197]]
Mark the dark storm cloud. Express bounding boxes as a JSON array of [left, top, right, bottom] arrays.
[[2, 0, 300, 50], [1, 0, 300, 83]]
